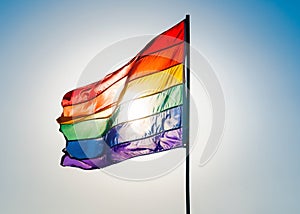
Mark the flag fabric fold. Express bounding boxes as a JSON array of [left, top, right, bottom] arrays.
[[57, 19, 186, 170]]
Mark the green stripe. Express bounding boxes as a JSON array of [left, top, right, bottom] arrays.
[[60, 84, 183, 141]]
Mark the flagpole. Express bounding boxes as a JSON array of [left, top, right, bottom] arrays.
[[184, 14, 191, 214]]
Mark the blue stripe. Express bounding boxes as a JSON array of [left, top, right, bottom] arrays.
[[66, 138, 105, 159]]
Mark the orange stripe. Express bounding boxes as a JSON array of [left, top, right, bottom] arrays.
[[129, 42, 184, 80]]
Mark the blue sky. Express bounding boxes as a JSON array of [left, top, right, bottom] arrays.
[[0, 0, 299, 213]]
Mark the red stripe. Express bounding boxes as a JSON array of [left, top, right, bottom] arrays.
[[61, 20, 185, 107], [61, 58, 134, 107], [139, 21, 184, 56]]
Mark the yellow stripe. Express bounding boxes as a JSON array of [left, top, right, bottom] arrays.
[[122, 63, 183, 103]]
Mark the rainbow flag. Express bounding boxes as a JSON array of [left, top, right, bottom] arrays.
[[57, 19, 187, 170]]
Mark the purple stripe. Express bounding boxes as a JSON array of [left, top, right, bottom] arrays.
[[61, 154, 111, 170], [61, 127, 183, 170]]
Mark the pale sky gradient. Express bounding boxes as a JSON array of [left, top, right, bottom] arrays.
[[0, 0, 299, 213]]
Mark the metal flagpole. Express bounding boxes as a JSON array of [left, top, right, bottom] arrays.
[[183, 14, 191, 214]]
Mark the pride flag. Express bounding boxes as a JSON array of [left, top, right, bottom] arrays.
[[57, 19, 187, 170]]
